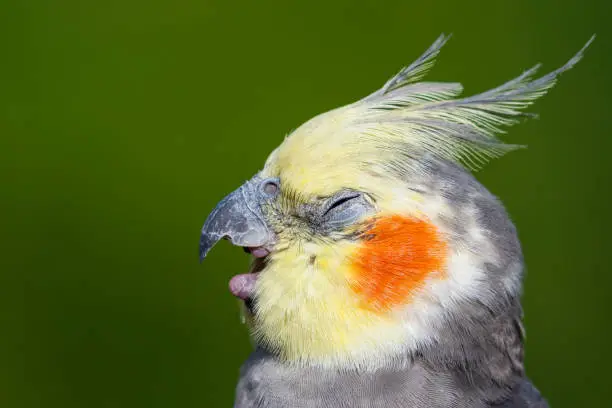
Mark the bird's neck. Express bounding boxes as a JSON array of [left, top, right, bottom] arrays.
[[240, 305, 526, 407]]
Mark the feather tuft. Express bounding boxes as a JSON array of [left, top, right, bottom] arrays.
[[375, 34, 453, 96], [350, 34, 595, 171]]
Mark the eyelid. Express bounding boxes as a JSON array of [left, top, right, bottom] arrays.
[[321, 192, 361, 216]]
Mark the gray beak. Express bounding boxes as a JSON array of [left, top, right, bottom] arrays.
[[199, 177, 277, 261]]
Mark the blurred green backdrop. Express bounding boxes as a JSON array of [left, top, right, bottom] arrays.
[[1, 0, 610, 407]]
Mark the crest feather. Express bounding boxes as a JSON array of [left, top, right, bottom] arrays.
[[374, 34, 453, 96], [353, 34, 595, 171]]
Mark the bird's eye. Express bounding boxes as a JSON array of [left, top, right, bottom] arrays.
[[260, 178, 280, 197], [322, 193, 360, 216], [321, 192, 372, 228]]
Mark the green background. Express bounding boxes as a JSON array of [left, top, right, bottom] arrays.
[[1, 1, 610, 407]]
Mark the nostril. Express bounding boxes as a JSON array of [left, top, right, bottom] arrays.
[[260, 178, 280, 196], [263, 182, 277, 195]]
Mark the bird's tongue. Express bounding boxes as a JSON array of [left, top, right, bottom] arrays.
[[229, 273, 259, 300], [229, 247, 268, 300]]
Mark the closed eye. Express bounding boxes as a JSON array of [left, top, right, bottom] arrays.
[[319, 191, 373, 229], [322, 193, 360, 217]]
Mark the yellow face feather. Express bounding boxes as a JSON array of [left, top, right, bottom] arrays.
[[244, 172, 447, 366], [250, 238, 409, 367]]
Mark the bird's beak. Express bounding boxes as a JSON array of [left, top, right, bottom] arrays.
[[199, 179, 273, 262]]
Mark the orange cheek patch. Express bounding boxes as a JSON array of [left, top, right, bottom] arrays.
[[349, 215, 447, 312]]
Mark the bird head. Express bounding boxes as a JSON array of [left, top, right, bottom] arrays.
[[199, 35, 593, 369]]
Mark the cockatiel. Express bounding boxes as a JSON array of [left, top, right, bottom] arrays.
[[199, 35, 594, 408]]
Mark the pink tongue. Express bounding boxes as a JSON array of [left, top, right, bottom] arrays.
[[248, 247, 270, 258], [229, 273, 259, 300]]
